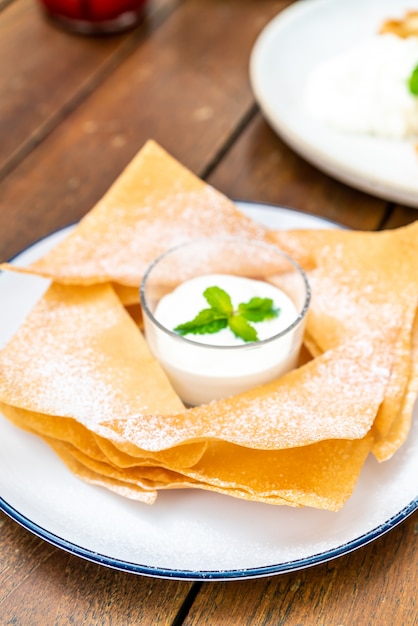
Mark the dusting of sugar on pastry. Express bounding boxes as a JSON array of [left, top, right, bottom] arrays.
[[0, 283, 183, 431], [0, 142, 416, 513], [101, 339, 393, 452], [0, 140, 272, 288]]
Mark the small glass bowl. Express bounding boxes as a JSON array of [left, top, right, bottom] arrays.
[[140, 238, 310, 406]]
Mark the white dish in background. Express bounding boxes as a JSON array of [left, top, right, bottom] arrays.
[[250, 0, 418, 208], [0, 203, 417, 581]]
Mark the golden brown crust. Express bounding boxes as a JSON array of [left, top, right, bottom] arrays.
[[379, 10, 418, 38], [0, 142, 417, 511]]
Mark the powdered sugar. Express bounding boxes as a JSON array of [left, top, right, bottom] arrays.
[[0, 204, 417, 577], [29, 186, 269, 286], [103, 338, 392, 452], [0, 283, 183, 432]]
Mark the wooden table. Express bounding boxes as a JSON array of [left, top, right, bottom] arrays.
[[1, 1, 417, 623]]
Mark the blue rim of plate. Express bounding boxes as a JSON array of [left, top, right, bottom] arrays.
[[0, 202, 416, 581], [1, 494, 417, 581]]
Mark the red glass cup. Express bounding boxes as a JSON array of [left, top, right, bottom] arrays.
[[38, 0, 147, 35]]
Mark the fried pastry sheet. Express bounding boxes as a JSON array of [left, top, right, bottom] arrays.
[[39, 431, 373, 511], [0, 142, 417, 510], [0, 141, 270, 296], [0, 281, 392, 452], [273, 222, 418, 459], [0, 276, 396, 511], [372, 310, 418, 461], [0, 282, 184, 423]]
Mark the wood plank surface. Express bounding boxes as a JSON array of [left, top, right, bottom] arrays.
[[0, 0, 178, 181], [0, 511, 192, 625], [183, 510, 418, 625], [0, 0, 288, 262], [385, 204, 418, 228]]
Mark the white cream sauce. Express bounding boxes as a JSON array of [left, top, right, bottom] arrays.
[[304, 34, 418, 139], [145, 274, 303, 405], [154, 274, 297, 346]]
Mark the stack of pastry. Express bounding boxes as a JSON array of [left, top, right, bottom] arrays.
[[0, 141, 417, 511]]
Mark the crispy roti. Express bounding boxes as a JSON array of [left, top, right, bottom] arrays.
[[0, 142, 416, 510]]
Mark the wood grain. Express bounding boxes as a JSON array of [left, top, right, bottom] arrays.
[[207, 114, 390, 231], [0, 511, 192, 625], [183, 510, 418, 625], [0, 0, 288, 263], [0, 0, 178, 181], [384, 205, 418, 228]]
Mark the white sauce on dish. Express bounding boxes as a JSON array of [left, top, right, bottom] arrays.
[[154, 274, 297, 346], [304, 34, 418, 139], [145, 274, 305, 405]]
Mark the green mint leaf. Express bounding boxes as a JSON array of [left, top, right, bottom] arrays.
[[238, 297, 280, 323], [174, 285, 279, 343], [203, 286, 233, 315], [408, 63, 418, 96], [174, 309, 228, 336], [228, 314, 259, 342]]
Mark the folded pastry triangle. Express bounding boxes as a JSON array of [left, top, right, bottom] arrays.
[[0, 140, 416, 511], [0, 141, 269, 294], [0, 280, 392, 454]]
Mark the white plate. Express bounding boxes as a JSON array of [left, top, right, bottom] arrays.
[[250, 0, 418, 208], [0, 203, 417, 581]]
